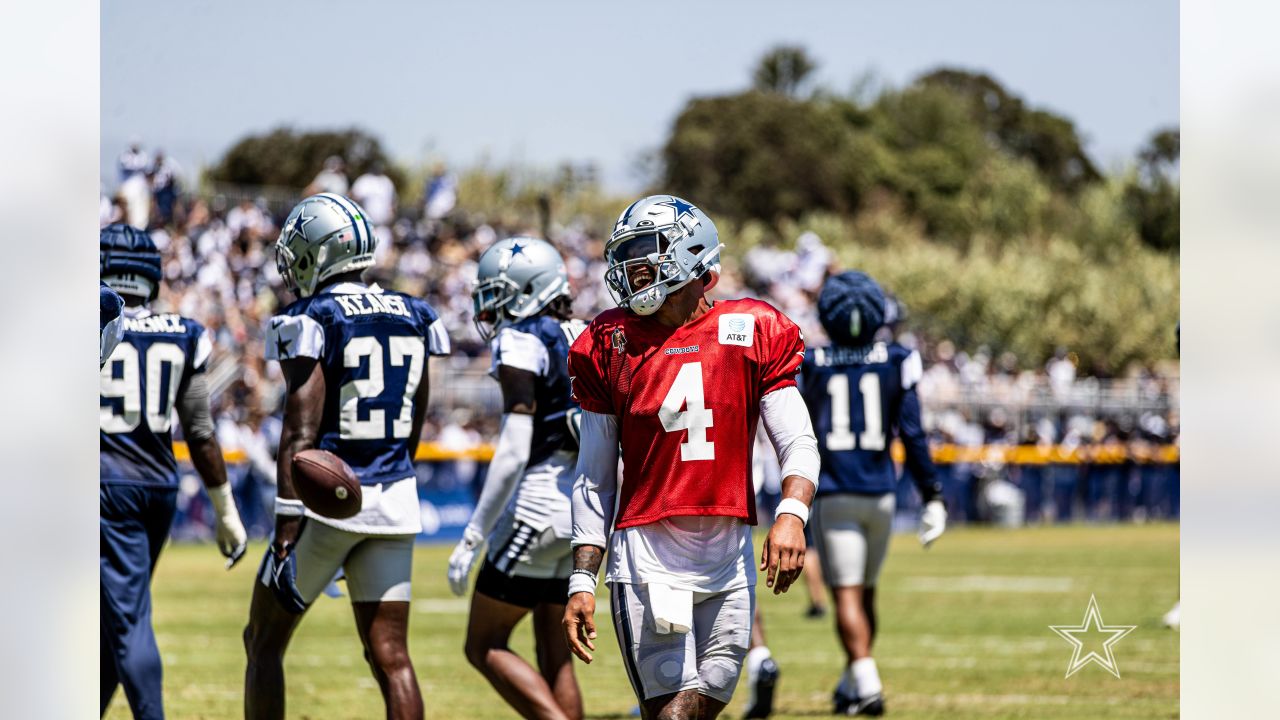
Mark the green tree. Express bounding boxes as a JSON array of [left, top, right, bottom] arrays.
[[207, 127, 404, 190], [1124, 128, 1179, 252], [918, 68, 1101, 193], [752, 45, 818, 97], [662, 91, 866, 221]]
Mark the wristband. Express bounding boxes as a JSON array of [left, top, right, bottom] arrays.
[[774, 497, 810, 527], [568, 569, 598, 597], [275, 497, 306, 517]]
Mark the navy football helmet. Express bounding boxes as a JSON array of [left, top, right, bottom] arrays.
[[100, 224, 162, 301], [818, 270, 886, 348]]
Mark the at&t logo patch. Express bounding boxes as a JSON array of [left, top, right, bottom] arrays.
[[718, 313, 754, 347]]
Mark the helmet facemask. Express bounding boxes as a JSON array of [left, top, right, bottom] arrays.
[[101, 273, 156, 303], [605, 226, 722, 316], [471, 274, 521, 343]]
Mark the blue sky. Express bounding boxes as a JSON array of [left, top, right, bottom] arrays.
[[102, 0, 1178, 192]]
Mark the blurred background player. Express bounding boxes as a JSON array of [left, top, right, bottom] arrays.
[[101, 281, 125, 368], [798, 271, 946, 716], [242, 194, 450, 720], [446, 237, 585, 720], [562, 195, 820, 720], [100, 224, 248, 719]]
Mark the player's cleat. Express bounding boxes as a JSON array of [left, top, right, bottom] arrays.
[[834, 687, 856, 715], [1162, 601, 1180, 631], [806, 603, 828, 619], [743, 657, 779, 718], [845, 693, 885, 717]]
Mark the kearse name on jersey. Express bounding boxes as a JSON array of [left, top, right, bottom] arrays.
[[333, 293, 411, 318]]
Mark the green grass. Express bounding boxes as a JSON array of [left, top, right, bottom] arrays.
[[105, 524, 1178, 719]]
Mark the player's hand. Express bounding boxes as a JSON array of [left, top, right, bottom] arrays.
[[563, 592, 597, 663], [761, 513, 806, 595], [217, 514, 248, 569], [273, 514, 304, 557], [447, 527, 485, 596], [207, 481, 248, 569], [919, 499, 947, 548]]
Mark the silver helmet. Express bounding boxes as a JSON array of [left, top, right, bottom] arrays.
[[275, 193, 378, 297], [472, 237, 571, 342], [604, 194, 721, 315]]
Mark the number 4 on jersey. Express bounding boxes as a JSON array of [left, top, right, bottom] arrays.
[[659, 361, 715, 461]]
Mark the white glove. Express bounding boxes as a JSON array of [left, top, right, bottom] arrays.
[[208, 482, 248, 568], [919, 499, 947, 548], [447, 526, 486, 596]]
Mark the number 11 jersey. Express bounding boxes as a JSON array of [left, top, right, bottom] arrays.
[[266, 282, 450, 486]]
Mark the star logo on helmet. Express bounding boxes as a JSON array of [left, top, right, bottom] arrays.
[[509, 242, 526, 258], [655, 197, 695, 219], [288, 208, 317, 242]]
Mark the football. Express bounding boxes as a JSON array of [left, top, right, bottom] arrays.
[[291, 449, 362, 519]]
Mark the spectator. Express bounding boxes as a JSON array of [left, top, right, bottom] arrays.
[[118, 168, 152, 229], [150, 150, 182, 226], [117, 138, 150, 183], [350, 160, 397, 262], [304, 155, 349, 196], [423, 162, 457, 221]]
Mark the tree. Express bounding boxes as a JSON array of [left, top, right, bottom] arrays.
[[918, 68, 1101, 193], [206, 127, 404, 190], [662, 91, 870, 222], [1124, 128, 1179, 251], [752, 46, 817, 97]]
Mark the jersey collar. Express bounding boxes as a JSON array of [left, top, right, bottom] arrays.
[[323, 281, 384, 295]]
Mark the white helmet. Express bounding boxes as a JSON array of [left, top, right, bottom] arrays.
[[274, 193, 378, 297], [604, 195, 722, 315], [472, 237, 571, 342]]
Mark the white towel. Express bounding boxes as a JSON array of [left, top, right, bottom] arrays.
[[647, 583, 693, 634]]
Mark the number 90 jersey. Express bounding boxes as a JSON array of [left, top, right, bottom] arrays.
[[267, 283, 451, 485], [568, 298, 804, 529], [101, 309, 212, 486]]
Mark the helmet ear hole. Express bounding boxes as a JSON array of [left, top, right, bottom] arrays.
[[297, 254, 310, 270]]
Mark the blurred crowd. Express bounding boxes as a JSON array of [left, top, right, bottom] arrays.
[[104, 144, 1180, 510]]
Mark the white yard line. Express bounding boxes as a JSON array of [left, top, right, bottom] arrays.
[[901, 574, 1075, 593]]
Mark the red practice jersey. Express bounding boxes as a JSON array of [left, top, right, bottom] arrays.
[[568, 298, 805, 529]]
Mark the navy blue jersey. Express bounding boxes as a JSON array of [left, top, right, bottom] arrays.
[[799, 341, 937, 497], [266, 283, 450, 485], [100, 309, 212, 486], [489, 315, 584, 467]]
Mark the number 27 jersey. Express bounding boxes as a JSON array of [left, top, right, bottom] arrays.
[[266, 282, 450, 485], [568, 298, 804, 528]]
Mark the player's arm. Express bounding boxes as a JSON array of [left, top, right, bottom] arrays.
[[447, 365, 537, 595], [899, 383, 946, 547], [563, 410, 619, 664], [759, 385, 820, 594], [176, 369, 248, 567], [274, 358, 326, 552]]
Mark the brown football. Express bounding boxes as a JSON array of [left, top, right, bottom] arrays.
[[291, 449, 362, 519]]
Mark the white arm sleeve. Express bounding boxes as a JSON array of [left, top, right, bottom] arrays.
[[761, 385, 821, 489], [465, 413, 533, 538], [571, 411, 619, 549]]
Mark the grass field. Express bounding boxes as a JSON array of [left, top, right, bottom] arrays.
[[105, 524, 1178, 719]]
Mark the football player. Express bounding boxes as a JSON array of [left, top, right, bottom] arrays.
[[242, 194, 450, 720], [101, 281, 124, 368], [798, 271, 946, 716], [446, 237, 585, 720], [562, 196, 820, 720], [100, 224, 248, 720]]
